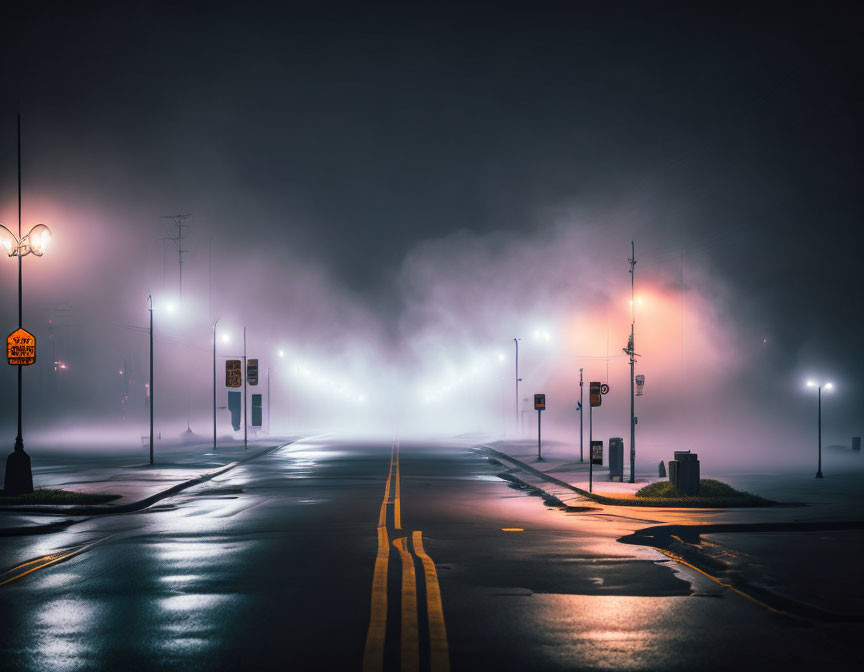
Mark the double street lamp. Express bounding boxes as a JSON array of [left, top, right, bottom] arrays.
[[806, 380, 833, 479], [2, 117, 52, 495]]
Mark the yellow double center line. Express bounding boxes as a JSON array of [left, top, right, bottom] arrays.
[[363, 439, 450, 672]]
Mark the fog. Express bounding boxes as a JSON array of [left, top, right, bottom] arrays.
[[0, 1, 861, 472]]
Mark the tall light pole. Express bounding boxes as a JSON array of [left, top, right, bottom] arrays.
[[212, 318, 220, 449], [148, 295, 154, 465], [807, 380, 833, 478], [514, 338, 522, 435], [243, 326, 248, 449], [2, 117, 53, 495]]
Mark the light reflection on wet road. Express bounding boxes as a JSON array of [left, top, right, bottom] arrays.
[[0, 437, 859, 670]]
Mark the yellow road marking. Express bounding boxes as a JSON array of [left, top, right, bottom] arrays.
[[413, 531, 450, 672], [394, 439, 402, 530], [0, 544, 95, 588], [378, 440, 395, 527], [393, 536, 418, 672], [655, 547, 781, 613], [362, 526, 391, 672], [501, 528, 524, 532]]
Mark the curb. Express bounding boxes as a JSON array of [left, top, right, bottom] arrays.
[[480, 444, 786, 508], [0, 441, 294, 530]]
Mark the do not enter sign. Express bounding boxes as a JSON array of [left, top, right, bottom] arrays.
[[7, 328, 36, 366]]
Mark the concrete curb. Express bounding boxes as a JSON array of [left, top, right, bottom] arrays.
[[480, 444, 788, 508], [479, 444, 597, 499], [0, 441, 294, 529]]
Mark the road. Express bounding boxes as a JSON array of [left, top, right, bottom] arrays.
[[0, 436, 860, 671]]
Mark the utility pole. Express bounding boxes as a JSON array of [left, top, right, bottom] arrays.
[[514, 338, 522, 435], [160, 213, 191, 299], [624, 241, 637, 483], [579, 368, 584, 463]]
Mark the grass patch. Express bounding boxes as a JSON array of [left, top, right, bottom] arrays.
[[614, 479, 775, 507], [0, 488, 121, 505], [637, 479, 752, 499]]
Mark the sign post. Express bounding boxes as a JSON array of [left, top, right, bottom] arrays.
[[7, 328, 35, 365], [534, 394, 546, 460], [588, 382, 610, 492], [225, 360, 242, 388]]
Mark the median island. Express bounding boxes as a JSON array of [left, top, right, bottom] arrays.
[[592, 479, 776, 508], [0, 488, 121, 505]]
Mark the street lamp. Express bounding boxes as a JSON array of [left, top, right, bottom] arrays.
[[148, 295, 154, 465], [213, 318, 220, 449], [2, 117, 53, 495], [513, 338, 522, 434], [806, 380, 833, 478]]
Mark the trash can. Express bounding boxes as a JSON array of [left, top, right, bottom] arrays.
[[609, 437, 624, 481], [669, 450, 700, 495]]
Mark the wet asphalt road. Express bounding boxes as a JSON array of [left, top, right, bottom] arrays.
[[0, 437, 859, 671]]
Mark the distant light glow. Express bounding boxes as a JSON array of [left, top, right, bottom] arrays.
[[806, 380, 816, 387], [533, 328, 551, 342], [220, 333, 231, 343], [278, 349, 285, 358], [825, 382, 833, 390]]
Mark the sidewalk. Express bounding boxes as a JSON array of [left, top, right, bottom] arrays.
[[0, 435, 301, 534]]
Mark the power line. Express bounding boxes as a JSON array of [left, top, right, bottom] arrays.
[[160, 213, 191, 298]]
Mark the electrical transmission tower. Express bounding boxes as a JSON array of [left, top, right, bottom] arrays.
[[160, 214, 191, 298]]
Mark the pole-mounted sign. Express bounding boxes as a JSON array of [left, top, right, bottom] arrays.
[[247, 358, 259, 386], [7, 328, 35, 366], [534, 393, 546, 460], [591, 440, 604, 465], [590, 382, 609, 407], [226, 359, 242, 387]]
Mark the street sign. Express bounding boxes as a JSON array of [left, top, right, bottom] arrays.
[[247, 359, 259, 386], [7, 328, 36, 366], [534, 393, 546, 410], [226, 359, 242, 387], [590, 382, 602, 407], [251, 393, 263, 427], [600, 383, 610, 395], [591, 440, 603, 465]]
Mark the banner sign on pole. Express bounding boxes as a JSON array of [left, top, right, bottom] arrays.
[[226, 359, 242, 388], [533, 393, 546, 410], [247, 359, 259, 386], [7, 328, 36, 366]]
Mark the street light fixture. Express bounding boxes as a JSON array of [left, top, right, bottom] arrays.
[[2, 117, 53, 495], [806, 380, 833, 478]]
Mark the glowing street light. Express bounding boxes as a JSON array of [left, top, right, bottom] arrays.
[[2, 117, 54, 495], [806, 379, 833, 478]]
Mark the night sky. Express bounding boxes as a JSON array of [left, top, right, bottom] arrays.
[[0, 1, 861, 450]]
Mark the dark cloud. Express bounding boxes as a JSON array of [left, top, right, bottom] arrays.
[[0, 1, 861, 449]]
